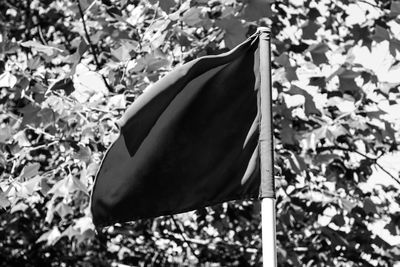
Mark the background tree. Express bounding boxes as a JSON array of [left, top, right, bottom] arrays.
[[0, 0, 400, 266]]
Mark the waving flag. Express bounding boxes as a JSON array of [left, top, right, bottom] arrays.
[[91, 30, 272, 227]]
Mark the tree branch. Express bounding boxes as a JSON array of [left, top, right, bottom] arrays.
[[356, 0, 380, 9], [77, 0, 100, 69], [375, 162, 400, 186], [77, 0, 112, 91], [169, 216, 200, 261], [25, 0, 32, 40], [317, 146, 400, 186]]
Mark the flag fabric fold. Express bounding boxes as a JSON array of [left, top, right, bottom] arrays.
[[91, 30, 270, 227]]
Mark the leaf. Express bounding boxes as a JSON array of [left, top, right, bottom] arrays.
[[282, 151, 306, 174], [75, 229, 96, 244], [276, 54, 298, 81], [276, 53, 290, 67], [321, 227, 349, 247], [111, 45, 132, 62], [147, 28, 169, 50], [149, 0, 176, 12], [110, 39, 138, 62], [0, 72, 17, 88], [21, 41, 63, 56], [372, 26, 390, 43], [331, 214, 345, 227], [13, 131, 31, 147], [50, 78, 75, 96], [341, 198, 357, 212], [390, 1, 400, 17], [385, 221, 400, 236], [137, 53, 171, 73], [106, 6, 123, 17], [0, 126, 12, 143], [27, 56, 42, 70], [389, 38, 400, 57], [285, 66, 298, 81], [0, 41, 19, 54], [241, 0, 272, 21], [79, 0, 95, 11], [308, 43, 329, 66], [40, 178, 51, 195], [286, 85, 321, 116], [72, 66, 109, 102], [182, 7, 202, 26], [67, 38, 89, 75], [36, 227, 61, 245], [74, 216, 95, 233], [326, 124, 348, 142], [383, 121, 396, 141], [77, 37, 89, 56], [54, 202, 73, 218], [309, 76, 326, 89], [18, 104, 41, 127], [308, 7, 321, 21], [280, 119, 298, 145], [10, 202, 28, 213], [302, 21, 320, 40], [21, 175, 42, 195], [384, 214, 400, 236], [0, 190, 10, 209], [60, 225, 80, 241], [314, 153, 341, 164], [13, 77, 29, 93], [338, 70, 361, 98], [363, 197, 377, 214], [48, 175, 88, 198], [108, 94, 126, 109], [20, 163, 40, 179], [69, 175, 89, 195], [73, 145, 92, 164], [216, 19, 247, 49]]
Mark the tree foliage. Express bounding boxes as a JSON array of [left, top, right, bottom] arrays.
[[1, 0, 400, 266]]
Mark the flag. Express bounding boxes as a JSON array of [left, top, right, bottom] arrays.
[[91, 30, 271, 227]]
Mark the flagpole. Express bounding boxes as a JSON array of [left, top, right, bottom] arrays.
[[258, 27, 277, 267]]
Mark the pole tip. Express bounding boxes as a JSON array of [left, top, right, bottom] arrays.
[[258, 27, 271, 34]]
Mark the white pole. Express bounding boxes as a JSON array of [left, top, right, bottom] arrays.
[[258, 27, 277, 267], [262, 198, 277, 267]]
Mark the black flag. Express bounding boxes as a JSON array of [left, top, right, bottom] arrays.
[[91, 31, 272, 227]]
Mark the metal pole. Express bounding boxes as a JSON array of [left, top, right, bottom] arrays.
[[258, 27, 277, 267]]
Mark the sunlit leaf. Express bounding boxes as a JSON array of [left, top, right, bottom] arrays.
[[0, 190, 10, 209], [21, 41, 63, 56], [286, 85, 321, 116], [0, 72, 17, 88], [19, 163, 40, 179], [36, 227, 61, 245]]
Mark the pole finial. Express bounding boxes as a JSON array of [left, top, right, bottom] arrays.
[[258, 27, 270, 39], [258, 27, 270, 33]]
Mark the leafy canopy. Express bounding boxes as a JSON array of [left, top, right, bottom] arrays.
[[0, 0, 400, 266]]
